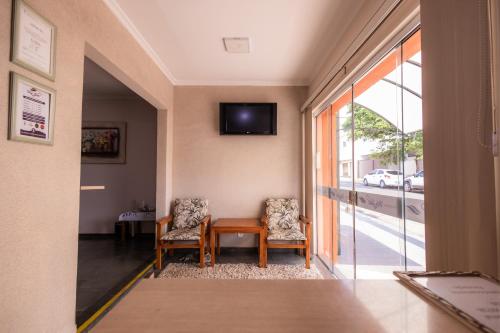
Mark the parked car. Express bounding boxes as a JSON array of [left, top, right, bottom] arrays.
[[404, 170, 424, 192], [363, 169, 403, 188]]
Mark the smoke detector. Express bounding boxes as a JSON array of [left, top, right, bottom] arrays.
[[223, 37, 251, 53]]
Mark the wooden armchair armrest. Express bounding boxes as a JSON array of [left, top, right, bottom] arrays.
[[299, 215, 311, 241], [299, 215, 311, 224], [156, 215, 173, 240], [260, 214, 269, 228], [156, 215, 173, 226], [200, 215, 211, 227], [199, 215, 212, 237], [200, 215, 211, 233]]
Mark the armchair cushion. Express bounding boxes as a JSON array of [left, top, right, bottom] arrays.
[[173, 198, 208, 229], [267, 228, 306, 241], [161, 225, 203, 241], [265, 198, 300, 231]]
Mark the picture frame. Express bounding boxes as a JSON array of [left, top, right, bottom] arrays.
[[8, 72, 56, 145], [394, 271, 500, 333], [10, 0, 57, 80], [81, 121, 127, 164]]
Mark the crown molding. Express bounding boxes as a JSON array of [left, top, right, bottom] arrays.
[[174, 80, 309, 87], [103, 0, 177, 85]]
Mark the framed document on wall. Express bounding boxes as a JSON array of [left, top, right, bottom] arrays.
[[9, 72, 56, 145], [10, 0, 56, 80]]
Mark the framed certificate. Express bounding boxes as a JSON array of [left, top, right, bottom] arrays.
[[395, 271, 500, 333], [10, 0, 56, 80], [9, 72, 56, 145]]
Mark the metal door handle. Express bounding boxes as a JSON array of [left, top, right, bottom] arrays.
[[348, 191, 358, 205]]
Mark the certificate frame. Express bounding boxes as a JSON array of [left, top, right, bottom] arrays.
[[10, 0, 57, 80], [394, 271, 500, 333], [9, 72, 56, 145]]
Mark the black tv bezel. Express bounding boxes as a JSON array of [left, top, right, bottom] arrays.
[[219, 102, 277, 135]]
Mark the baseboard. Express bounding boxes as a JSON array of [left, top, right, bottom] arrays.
[[79, 234, 115, 240]]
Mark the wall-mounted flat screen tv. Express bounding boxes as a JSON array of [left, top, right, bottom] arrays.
[[219, 103, 277, 135]]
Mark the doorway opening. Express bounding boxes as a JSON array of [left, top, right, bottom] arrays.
[[76, 58, 158, 326], [315, 29, 424, 279]]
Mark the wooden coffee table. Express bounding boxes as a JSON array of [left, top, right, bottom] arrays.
[[210, 218, 265, 268]]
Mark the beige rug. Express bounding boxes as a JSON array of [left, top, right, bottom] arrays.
[[157, 263, 324, 280]]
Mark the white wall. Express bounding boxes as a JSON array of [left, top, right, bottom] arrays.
[[79, 97, 157, 234], [173, 86, 307, 246]]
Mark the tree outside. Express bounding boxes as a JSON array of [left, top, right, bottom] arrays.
[[342, 103, 423, 166]]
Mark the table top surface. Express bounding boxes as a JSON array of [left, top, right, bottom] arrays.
[[93, 279, 473, 333], [118, 210, 156, 222], [213, 218, 261, 229]]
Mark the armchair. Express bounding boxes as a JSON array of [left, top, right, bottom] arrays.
[[261, 198, 311, 269], [156, 198, 211, 269]]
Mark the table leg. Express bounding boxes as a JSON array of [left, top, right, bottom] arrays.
[[210, 229, 215, 267], [217, 233, 221, 256], [259, 230, 264, 268], [120, 222, 126, 241], [137, 221, 142, 235], [263, 231, 268, 268]]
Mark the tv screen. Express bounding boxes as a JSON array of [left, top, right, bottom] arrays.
[[219, 103, 277, 135]]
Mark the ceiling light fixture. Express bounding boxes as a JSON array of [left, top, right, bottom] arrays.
[[223, 37, 251, 53]]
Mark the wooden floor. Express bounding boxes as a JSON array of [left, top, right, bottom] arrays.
[[92, 279, 472, 332]]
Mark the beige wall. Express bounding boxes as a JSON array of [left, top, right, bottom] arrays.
[[173, 86, 307, 246], [307, 0, 386, 95], [306, 0, 419, 110], [80, 97, 157, 234], [421, 0, 497, 276], [0, 0, 173, 332]]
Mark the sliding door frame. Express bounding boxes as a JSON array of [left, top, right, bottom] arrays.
[[313, 22, 422, 278]]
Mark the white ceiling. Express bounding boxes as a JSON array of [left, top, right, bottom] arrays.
[[107, 0, 372, 86]]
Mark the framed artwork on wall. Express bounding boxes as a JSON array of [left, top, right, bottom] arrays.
[[10, 0, 57, 80], [81, 121, 127, 164], [8, 72, 56, 145]]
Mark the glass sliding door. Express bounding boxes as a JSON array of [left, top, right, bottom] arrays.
[[316, 107, 334, 271], [315, 90, 355, 278], [332, 89, 355, 279], [314, 29, 425, 279], [352, 43, 406, 279], [401, 31, 425, 272]]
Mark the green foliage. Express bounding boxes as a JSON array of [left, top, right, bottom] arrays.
[[342, 104, 423, 165]]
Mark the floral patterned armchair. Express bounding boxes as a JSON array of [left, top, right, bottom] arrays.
[[156, 198, 211, 269], [261, 198, 311, 268]]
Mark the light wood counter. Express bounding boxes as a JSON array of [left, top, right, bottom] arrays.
[[93, 279, 473, 332]]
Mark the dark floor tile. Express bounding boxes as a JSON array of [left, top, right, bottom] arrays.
[[75, 235, 155, 326]]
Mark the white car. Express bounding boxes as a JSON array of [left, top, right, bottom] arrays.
[[363, 169, 403, 188], [404, 171, 424, 192]]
